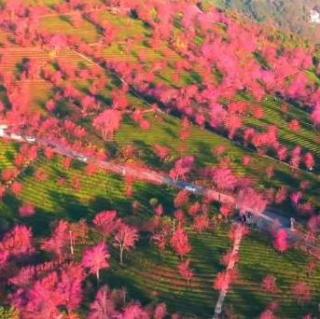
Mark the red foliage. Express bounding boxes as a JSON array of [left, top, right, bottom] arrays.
[[169, 156, 195, 180], [193, 214, 210, 233], [88, 285, 118, 319], [292, 282, 312, 304], [41, 221, 71, 260], [262, 275, 279, 294], [273, 229, 289, 253], [114, 224, 139, 265], [19, 203, 35, 217], [93, 210, 121, 237], [178, 259, 194, 283], [170, 227, 192, 258], [0, 225, 34, 258], [213, 269, 238, 292], [236, 187, 267, 215], [260, 309, 277, 319], [82, 242, 110, 281], [93, 109, 122, 139]]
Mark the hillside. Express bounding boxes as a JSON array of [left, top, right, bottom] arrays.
[[209, 0, 320, 44], [0, 0, 319, 318]]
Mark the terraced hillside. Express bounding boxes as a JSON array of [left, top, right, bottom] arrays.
[[0, 1, 319, 318]]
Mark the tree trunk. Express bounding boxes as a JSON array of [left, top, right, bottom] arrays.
[[69, 230, 74, 255], [120, 246, 124, 265], [96, 269, 100, 286]]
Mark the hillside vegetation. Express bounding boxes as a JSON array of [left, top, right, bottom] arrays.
[[0, 0, 319, 318], [209, 0, 320, 43]]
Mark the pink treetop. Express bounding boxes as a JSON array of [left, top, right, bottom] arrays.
[[48, 34, 68, 51], [93, 109, 122, 140], [174, 190, 190, 208], [210, 167, 238, 192], [170, 227, 192, 258], [290, 191, 302, 206], [11, 182, 23, 195], [153, 303, 167, 319], [273, 229, 289, 253], [169, 156, 195, 180], [82, 242, 110, 281], [262, 275, 279, 294], [41, 220, 70, 260], [178, 259, 194, 283], [114, 224, 139, 265], [292, 282, 312, 304], [213, 269, 238, 292], [275, 186, 288, 204], [154, 204, 164, 216], [153, 144, 171, 161], [0, 225, 34, 258], [224, 114, 242, 139], [236, 187, 267, 215], [220, 251, 240, 267], [12, 272, 64, 319], [58, 263, 85, 312], [290, 146, 302, 169], [93, 210, 121, 237], [88, 285, 118, 319], [19, 203, 36, 217], [260, 309, 277, 319], [288, 119, 301, 132], [122, 303, 149, 319], [304, 152, 315, 170], [193, 214, 210, 233], [311, 103, 320, 127]]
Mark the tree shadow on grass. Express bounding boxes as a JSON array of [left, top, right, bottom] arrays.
[[193, 140, 217, 166], [162, 126, 178, 139], [102, 269, 151, 305], [2, 193, 55, 236], [190, 234, 227, 274], [131, 139, 163, 168], [228, 286, 268, 318], [47, 190, 95, 221]]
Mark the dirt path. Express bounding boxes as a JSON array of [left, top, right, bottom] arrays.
[[213, 223, 244, 319]]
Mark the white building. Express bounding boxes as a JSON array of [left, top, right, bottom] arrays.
[[310, 9, 320, 24]]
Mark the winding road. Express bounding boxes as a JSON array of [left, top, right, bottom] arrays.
[[0, 124, 315, 248]]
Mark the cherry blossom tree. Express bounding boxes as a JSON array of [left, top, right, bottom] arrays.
[[88, 285, 118, 319], [169, 156, 195, 180], [236, 187, 267, 215], [82, 242, 110, 282], [41, 220, 71, 260], [19, 203, 36, 218], [260, 309, 277, 319], [170, 227, 192, 259], [58, 263, 85, 313], [93, 210, 121, 238], [114, 224, 139, 265], [0, 225, 34, 259], [273, 229, 289, 253], [292, 282, 312, 304], [178, 259, 194, 284], [261, 275, 279, 294], [93, 109, 122, 140], [154, 303, 167, 319]]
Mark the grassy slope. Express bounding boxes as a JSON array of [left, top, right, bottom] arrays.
[[0, 3, 319, 318]]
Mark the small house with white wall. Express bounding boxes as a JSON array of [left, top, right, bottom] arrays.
[[310, 7, 320, 24]]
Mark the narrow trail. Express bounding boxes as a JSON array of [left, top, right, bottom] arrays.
[[213, 223, 244, 319]]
